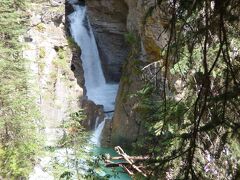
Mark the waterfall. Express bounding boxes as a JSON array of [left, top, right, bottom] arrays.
[[68, 2, 118, 113], [90, 120, 106, 146], [68, 2, 118, 145], [68, 5, 105, 89]]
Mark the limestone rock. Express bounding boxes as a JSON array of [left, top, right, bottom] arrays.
[[31, 14, 41, 26], [24, 1, 84, 147], [124, 0, 169, 61], [110, 52, 143, 147], [49, 0, 64, 7], [70, 45, 85, 93]]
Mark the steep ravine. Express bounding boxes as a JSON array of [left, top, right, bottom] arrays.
[[85, 0, 169, 147], [25, 0, 169, 178], [26, 0, 130, 179], [66, 1, 131, 179]]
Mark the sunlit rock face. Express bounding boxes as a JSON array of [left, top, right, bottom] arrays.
[[85, 0, 130, 82], [124, 0, 169, 61], [25, 1, 84, 179], [24, 0, 83, 148]]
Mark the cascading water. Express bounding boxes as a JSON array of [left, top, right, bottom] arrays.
[[30, 1, 129, 179], [67, 2, 131, 179], [68, 1, 118, 114], [90, 120, 106, 146]]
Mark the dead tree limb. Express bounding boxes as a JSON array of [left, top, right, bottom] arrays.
[[113, 146, 148, 177]]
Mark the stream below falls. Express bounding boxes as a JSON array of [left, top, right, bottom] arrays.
[[30, 0, 131, 179], [68, 1, 131, 179]]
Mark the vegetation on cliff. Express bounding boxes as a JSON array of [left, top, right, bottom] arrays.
[[0, 0, 42, 178], [129, 0, 240, 179]]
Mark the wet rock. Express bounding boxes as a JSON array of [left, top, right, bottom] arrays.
[[82, 99, 104, 130], [86, 0, 130, 82], [71, 46, 85, 92], [101, 119, 112, 147], [65, 1, 75, 15]]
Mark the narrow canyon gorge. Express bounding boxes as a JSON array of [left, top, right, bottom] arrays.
[[1, 0, 239, 179]]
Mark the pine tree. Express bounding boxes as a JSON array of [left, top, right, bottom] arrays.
[[0, 0, 42, 178]]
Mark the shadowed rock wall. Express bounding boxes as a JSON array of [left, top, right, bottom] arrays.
[[86, 0, 130, 82]]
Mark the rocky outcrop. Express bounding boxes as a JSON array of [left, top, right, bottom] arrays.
[[124, 0, 169, 61], [111, 50, 144, 147], [110, 1, 170, 147], [69, 43, 87, 96], [24, 0, 83, 147], [82, 100, 104, 130], [86, 0, 130, 82], [100, 119, 112, 147]]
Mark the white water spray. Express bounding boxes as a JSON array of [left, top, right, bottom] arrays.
[[90, 120, 106, 146], [68, 3, 118, 113], [68, 1, 119, 147], [30, 2, 119, 179]]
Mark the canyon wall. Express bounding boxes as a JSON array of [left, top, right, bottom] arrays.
[[86, 0, 169, 147], [24, 0, 83, 147], [25, 0, 170, 147], [86, 0, 130, 82], [24, 0, 103, 147]]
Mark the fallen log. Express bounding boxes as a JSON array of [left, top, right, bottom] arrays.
[[105, 161, 129, 167], [114, 146, 147, 177], [104, 146, 148, 177], [103, 150, 150, 162], [120, 164, 134, 176], [108, 155, 150, 161]]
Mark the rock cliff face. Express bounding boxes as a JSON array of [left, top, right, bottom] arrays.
[[26, 1, 105, 177], [124, 0, 169, 61], [86, 0, 169, 147], [86, 0, 130, 82], [24, 0, 83, 147], [24, 0, 105, 147]]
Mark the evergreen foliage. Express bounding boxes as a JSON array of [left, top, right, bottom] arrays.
[[51, 110, 114, 180], [0, 0, 42, 178], [132, 0, 240, 179]]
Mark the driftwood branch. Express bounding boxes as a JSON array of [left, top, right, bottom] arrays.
[[111, 155, 149, 161], [105, 160, 129, 167], [104, 146, 148, 177]]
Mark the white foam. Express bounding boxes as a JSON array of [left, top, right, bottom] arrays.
[[68, 5, 118, 112]]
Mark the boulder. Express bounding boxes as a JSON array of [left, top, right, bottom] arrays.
[[82, 99, 104, 130]]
